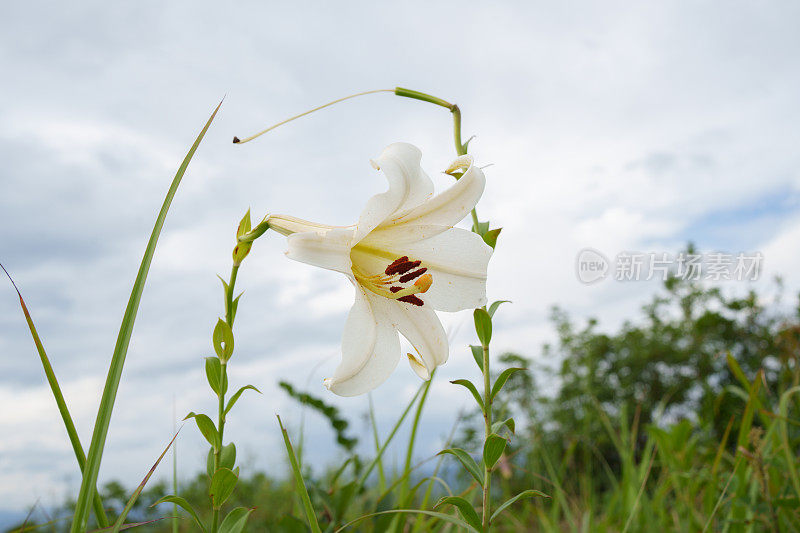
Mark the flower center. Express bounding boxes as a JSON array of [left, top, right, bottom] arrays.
[[351, 255, 432, 306]]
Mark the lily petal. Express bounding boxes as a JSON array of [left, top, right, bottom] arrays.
[[353, 143, 434, 244], [374, 160, 485, 239], [369, 294, 448, 380], [286, 228, 354, 274], [383, 228, 492, 312], [326, 285, 401, 396], [266, 214, 344, 236]]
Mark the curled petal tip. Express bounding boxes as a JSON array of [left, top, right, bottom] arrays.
[[444, 154, 473, 175], [370, 159, 380, 170], [323, 377, 334, 390]]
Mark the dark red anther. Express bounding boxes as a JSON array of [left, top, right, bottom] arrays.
[[389, 286, 402, 293], [384, 256, 409, 275], [399, 267, 427, 283], [398, 295, 424, 306]]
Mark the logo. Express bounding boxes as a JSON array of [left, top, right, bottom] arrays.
[[576, 248, 609, 284]]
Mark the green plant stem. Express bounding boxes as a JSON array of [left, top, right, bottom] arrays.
[[437, 90, 494, 530], [211, 263, 238, 533], [225, 265, 239, 327], [481, 343, 492, 530]]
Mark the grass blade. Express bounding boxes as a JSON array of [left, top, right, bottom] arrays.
[[71, 100, 222, 532], [277, 415, 322, 533], [111, 429, 181, 532], [1, 264, 110, 528]]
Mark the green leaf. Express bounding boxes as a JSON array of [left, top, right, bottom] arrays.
[[70, 100, 221, 533], [236, 209, 252, 238], [473, 220, 490, 236], [438, 448, 483, 487], [483, 227, 502, 248], [473, 309, 492, 346], [213, 318, 234, 361], [434, 496, 482, 532], [205, 357, 225, 395], [492, 417, 516, 436], [277, 415, 322, 533], [1, 265, 110, 528], [209, 468, 238, 510], [483, 433, 507, 469], [218, 507, 254, 533], [470, 345, 484, 372], [185, 412, 220, 451], [490, 489, 550, 521], [491, 368, 525, 401], [487, 300, 511, 318], [206, 447, 215, 478], [230, 294, 242, 324], [224, 385, 261, 415], [336, 509, 480, 533], [152, 496, 206, 533], [111, 430, 181, 532], [450, 379, 484, 411], [220, 442, 237, 471]]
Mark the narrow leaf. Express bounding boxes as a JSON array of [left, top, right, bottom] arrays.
[[470, 345, 484, 372], [438, 448, 483, 487], [185, 412, 220, 450], [219, 507, 254, 533], [487, 300, 511, 318], [483, 433, 507, 469], [70, 100, 222, 533], [335, 509, 480, 533], [491, 368, 525, 401], [1, 264, 110, 528], [491, 417, 516, 436], [205, 357, 223, 395], [434, 496, 482, 531], [450, 379, 484, 411], [111, 430, 181, 532], [224, 385, 261, 415], [473, 309, 492, 346], [209, 467, 238, 509], [278, 415, 322, 533], [490, 489, 550, 521], [152, 496, 206, 533], [483, 227, 502, 249]]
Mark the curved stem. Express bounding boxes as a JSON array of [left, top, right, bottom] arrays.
[[233, 89, 394, 144]]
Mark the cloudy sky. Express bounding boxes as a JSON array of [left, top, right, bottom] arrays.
[[2, 0, 800, 521]]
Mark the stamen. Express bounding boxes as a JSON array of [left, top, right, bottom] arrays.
[[384, 256, 409, 275], [399, 267, 427, 283], [387, 260, 420, 275], [398, 295, 424, 306], [389, 286, 402, 293]]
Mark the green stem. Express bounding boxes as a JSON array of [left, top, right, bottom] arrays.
[[225, 265, 239, 327], [211, 263, 238, 533], [481, 343, 492, 530], [411, 89, 493, 529]]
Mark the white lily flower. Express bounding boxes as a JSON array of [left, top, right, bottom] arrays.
[[268, 143, 492, 396]]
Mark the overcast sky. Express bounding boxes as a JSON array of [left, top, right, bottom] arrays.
[[2, 0, 800, 520]]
